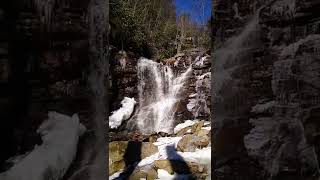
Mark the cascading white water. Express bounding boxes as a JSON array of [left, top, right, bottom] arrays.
[[214, 9, 261, 95], [135, 57, 192, 134]]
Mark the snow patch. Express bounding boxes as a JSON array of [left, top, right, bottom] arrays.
[[0, 112, 85, 180], [178, 147, 211, 164], [138, 136, 211, 168], [109, 97, 137, 129], [174, 120, 198, 134], [156, 169, 190, 180], [109, 171, 122, 180], [194, 56, 209, 68], [202, 127, 211, 131]]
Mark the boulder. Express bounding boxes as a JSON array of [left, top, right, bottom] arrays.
[[177, 135, 195, 152], [129, 167, 158, 180], [176, 126, 192, 136], [109, 141, 158, 175], [109, 160, 126, 176], [129, 170, 146, 180], [148, 134, 158, 143], [145, 168, 158, 180], [192, 135, 210, 148], [196, 129, 210, 137], [177, 134, 210, 152], [109, 141, 128, 175], [109, 141, 128, 165], [141, 143, 158, 159], [191, 121, 205, 134]]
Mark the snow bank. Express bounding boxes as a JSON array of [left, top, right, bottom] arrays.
[[109, 171, 122, 180], [195, 56, 210, 67], [154, 147, 212, 180], [204, 121, 210, 126], [138, 136, 211, 167], [202, 127, 211, 131], [156, 169, 190, 180], [137, 137, 183, 167], [174, 120, 198, 134], [177, 147, 211, 164], [0, 112, 86, 180], [109, 97, 137, 129]]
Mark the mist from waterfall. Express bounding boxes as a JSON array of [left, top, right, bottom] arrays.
[[214, 9, 261, 95], [133, 58, 192, 134]]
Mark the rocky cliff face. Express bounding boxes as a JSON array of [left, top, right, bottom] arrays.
[[213, 0, 320, 179], [0, 0, 108, 178], [109, 48, 211, 132]]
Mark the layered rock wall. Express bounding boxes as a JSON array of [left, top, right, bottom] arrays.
[[213, 0, 320, 179]]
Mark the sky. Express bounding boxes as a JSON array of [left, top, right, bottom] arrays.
[[174, 0, 211, 25]]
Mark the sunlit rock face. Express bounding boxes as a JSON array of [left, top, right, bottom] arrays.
[[213, 0, 320, 179]]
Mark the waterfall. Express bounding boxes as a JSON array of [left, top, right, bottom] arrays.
[[132, 58, 192, 134], [214, 11, 260, 94]]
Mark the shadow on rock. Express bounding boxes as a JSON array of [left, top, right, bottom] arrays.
[[115, 141, 142, 180], [166, 145, 196, 179]]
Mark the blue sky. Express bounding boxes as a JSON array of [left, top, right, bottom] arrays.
[[174, 0, 211, 24]]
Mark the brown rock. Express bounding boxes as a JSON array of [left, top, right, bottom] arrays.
[[191, 120, 205, 133], [177, 134, 210, 152], [177, 134, 195, 152], [193, 135, 210, 148], [146, 168, 158, 180], [149, 134, 158, 143], [176, 126, 192, 136], [196, 129, 210, 137], [109, 141, 158, 175], [154, 160, 187, 174], [109, 141, 128, 175], [109, 141, 128, 164], [141, 143, 158, 159], [129, 170, 147, 180], [129, 167, 158, 180], [109, 160, 126, 176]]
